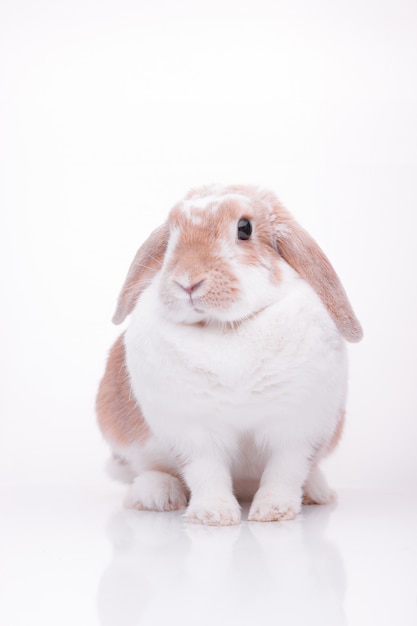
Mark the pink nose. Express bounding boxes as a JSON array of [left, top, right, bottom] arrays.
[[176, 279, 205, 294]]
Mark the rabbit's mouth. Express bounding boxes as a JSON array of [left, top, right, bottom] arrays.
[[190, 293, 207, 315]]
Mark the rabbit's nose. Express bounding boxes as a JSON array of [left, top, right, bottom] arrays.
[[175, 279, 205, 295]]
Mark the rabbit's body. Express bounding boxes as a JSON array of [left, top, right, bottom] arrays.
[[97, 185, 361, 525], [125, 260, 346, 461]]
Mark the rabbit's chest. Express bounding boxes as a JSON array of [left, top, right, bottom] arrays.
[[127, 327, 286, 436], [125, 285, 344, 441], [127, 317, 281, 400]]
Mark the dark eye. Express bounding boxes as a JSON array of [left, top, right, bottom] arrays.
[[237, 218, 252, 240]]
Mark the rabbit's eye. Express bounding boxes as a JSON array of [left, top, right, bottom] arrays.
[[237, 218, 252, 240]]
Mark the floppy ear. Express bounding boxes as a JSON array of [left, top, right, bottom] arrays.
[[112, 222, 169, 325], [274, 209, 363, 343]]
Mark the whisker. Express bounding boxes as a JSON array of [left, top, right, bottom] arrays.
[[131, 262, 159, 272]]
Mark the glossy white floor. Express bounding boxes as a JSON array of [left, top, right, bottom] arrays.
[[2, 476, 416, 626]]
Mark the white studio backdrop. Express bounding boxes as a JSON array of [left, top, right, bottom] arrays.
[[1, 0, 417, 495]]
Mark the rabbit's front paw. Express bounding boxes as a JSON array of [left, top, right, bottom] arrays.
[[185, 495, 241, 526], [248, 490, 300, 522]]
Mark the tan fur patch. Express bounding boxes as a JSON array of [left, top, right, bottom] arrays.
[[179, 186, 282, 283], [166, 201, 242, 311], [166, 193, 282, 311], [96, 334, 150, 446]]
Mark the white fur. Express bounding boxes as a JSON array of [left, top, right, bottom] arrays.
[[303, 465, 337, 505], [181, 190, 250, 215], [121, 259, 347, 524], [125, 471, 188, 511]]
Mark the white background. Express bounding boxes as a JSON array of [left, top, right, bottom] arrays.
[[1, 1, 417, 625]]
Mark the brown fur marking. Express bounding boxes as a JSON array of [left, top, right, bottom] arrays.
[[96, 334, 150, 446]]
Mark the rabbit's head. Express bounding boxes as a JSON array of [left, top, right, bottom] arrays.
[[112, 185, 362, 342]]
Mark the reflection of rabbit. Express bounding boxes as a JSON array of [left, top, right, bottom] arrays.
[[97, 506, 346, 626], [97, 511, 190, 626], [246, 505, 347, 626], [97, 185, 362, 525]]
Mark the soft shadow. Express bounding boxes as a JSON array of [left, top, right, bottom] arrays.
[[97, 504, 346, 626]]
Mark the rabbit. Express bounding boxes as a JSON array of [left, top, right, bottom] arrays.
[[96, 184, 362, 525]]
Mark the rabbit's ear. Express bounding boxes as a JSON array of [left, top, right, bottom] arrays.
[[274, 209, 363, 343], [112, 222, 169, 325]]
